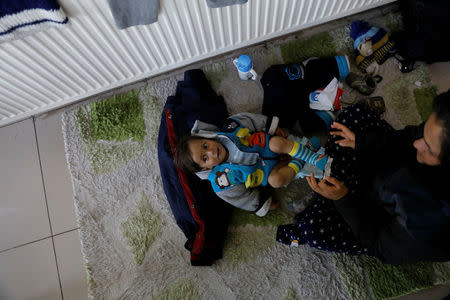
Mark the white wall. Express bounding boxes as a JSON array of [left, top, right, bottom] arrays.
[[0, 0, 395, 127]]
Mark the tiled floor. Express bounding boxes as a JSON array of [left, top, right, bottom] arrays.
[[0, 24, 450, 300], [0, 110, 88, 300]]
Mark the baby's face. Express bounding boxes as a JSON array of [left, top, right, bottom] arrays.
[[188, 138, 228, 170]]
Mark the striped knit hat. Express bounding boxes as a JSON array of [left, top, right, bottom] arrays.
[[350, 20, 396, 72]]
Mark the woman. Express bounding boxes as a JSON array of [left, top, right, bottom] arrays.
[[277, 91, 450, 264]]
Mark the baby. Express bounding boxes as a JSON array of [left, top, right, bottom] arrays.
[[175, 113, 330, 216]]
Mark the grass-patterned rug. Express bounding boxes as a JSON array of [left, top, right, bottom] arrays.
[[62, 12, 449, 300]]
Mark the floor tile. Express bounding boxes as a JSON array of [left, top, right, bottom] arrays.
[[0, 238, 62, 300], [0, 118, 50, 251], [35, 110, 77, 234], [54, 230, 89, 300], [397, 281, 450, 300]]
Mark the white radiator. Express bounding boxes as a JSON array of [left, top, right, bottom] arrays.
[[0, 0, 395, 127]]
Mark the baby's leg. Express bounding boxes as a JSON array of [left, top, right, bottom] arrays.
[[269, 136, 329, 171], [268, 159, 304, 188], [268, 136, 295, 154]]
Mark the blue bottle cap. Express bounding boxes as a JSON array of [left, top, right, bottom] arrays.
[[237, 55, 252, 72]]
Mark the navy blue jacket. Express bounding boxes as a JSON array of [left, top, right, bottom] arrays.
[[157, 69, 232, 266]]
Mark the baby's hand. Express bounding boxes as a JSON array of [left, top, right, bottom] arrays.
[[269, 198, 281, 210], [275, 127, 288, 138]]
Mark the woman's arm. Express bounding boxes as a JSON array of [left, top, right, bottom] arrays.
[[333, 190, 450, 264], [330, 121, 422, 174], [308, 175, 427, 264], [307, 173, 450, 264], [355, 124, 422, 163], [330, 122, 422, 154]]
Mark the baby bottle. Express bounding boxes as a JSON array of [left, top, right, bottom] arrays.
[[233, 55, 257, 80]]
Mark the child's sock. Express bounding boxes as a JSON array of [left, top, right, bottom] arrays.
[[287, 159, 305, 175], [288, 141, 328, 170]]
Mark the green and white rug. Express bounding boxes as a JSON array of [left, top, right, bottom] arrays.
[[62, 13, 449, 300]]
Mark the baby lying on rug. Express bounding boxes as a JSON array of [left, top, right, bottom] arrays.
[[175, 112, 331, 216]]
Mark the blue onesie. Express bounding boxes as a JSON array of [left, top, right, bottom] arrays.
[[207, 119, 279, 192]]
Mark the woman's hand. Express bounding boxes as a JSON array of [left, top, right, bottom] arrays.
[[330, 122, 356, 149], [275, 127, 288, 138], [306, 174, 349, 200]]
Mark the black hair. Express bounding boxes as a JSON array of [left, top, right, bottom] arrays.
[[174, 135, 204, 173], [433, 89, 450, 170]]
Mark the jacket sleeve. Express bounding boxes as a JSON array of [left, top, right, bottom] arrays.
[[215, 184, 273, 217], [334, 193, 450, 264], [335, 125, 423, 252], [355, 124, 422, 162], [230, 113, 279, 135]]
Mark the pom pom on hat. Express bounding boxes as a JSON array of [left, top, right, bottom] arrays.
[[350, 20, 371, 41]]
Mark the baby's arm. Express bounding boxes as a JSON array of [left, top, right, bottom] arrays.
[[190, 113, 281, 139], [216, 184, 272, 217], [230, 112, 279, 135]]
